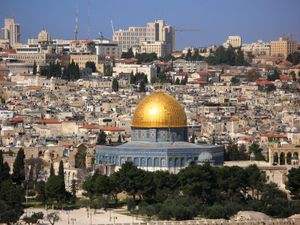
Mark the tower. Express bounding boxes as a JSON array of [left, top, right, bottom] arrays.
[[74, 8, 78, 40]]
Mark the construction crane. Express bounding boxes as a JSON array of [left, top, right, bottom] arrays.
[[174, 28, 201, 32], [111, 20, 115, 35]]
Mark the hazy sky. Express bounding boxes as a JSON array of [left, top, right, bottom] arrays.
[[1, 0, 300, 49]]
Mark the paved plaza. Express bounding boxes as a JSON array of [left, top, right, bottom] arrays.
[[24, 207, 145, 225]]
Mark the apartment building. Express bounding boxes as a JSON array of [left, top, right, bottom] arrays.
[[271, 37, 297, 58], [223, 36, 242, 48], [113, 19, 173, 55]]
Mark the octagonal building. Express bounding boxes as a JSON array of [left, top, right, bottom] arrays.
[[95, 91, 223, 173]]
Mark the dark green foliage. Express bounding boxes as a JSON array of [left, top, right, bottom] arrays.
[[40, 62, 62, 79], [33, 61, 37, 75], [249, 143, 265, 161], [36, 181, 46, 203], [192, 48, 204, 61], [224, 143, 249, 161], [97, 130, 107, 145], [139, 80, 146, 92], [61, 60, 80, 81], [261, 183, 290, 217], [12, 148, 25, 185], [287, 52, 300, 65], [0, 180, 25, 223], [286, 167, 300, 200], [121, 48, 134, 58], [112, 78, 119, 92], [85, 61, 96, 72], [23, 212, 44, 224], [81, 162, 300, 220], [185, 49, 192, 61], [136, 52, 157, 63], [267, 68, 280, 81], [50, 163, 55, 177], [231, 76, 240, 84], [205, 45, 248, 66], [117, 134, 122, 143], [178, 163, 217, 204]]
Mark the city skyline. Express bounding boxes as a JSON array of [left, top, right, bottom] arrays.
[[1, 0, 300, 49]]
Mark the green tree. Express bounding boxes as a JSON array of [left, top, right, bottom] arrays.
[[178, 164, 217, 204], [287, 52, 300, 65], [117, 134, 122, 143], [33, 61, 37, 75], [0, 179, 25, 223], [112, 78, 119, 92], [1, 162, 11, 181], [23, 212, 44, 224], [12, 148, 25, 185], [85, 61, 96, 72], [249, 143, 265, 161], [175, 77, 180, 85], [46, 212, 60, 225], [261, 183, 290, 217], [139, 80, 146, 92], [97, 130, 107, 145], [115, 161, 145, 201], [267, 68, 280, 81], [185, 49, 192, 61], [121, 48, 134, 58], [245, 164, 266, 199], [50, 163, 55, 177], [286, 167, 300, 200], [230, 76, 240, 85]]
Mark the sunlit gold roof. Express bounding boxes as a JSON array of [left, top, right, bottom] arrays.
[[131, 91, 187, 128]]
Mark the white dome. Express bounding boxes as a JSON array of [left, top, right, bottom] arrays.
[[198, 151, 213, 162]]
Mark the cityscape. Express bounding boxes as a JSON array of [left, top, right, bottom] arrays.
[[1, 1, 300, 225]]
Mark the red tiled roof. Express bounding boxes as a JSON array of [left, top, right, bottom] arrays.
[[62, 144, 72, 148], [256, 80, 273, 85], [0, 76, 6, 81], [197, 72, 209, 76], [36, 119, 61, 124], [280, 75, 292, 81], [262, 132, 287, 139], [102, 126, 124, 132], [79, 124, 100, 129], [9, 116, 24, 123]]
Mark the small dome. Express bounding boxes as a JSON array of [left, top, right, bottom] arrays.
[[198, 151, 213, 162], [131, 91, 187, 128]]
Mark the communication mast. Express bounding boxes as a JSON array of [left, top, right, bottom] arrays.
[[74, 5, 79, 40]]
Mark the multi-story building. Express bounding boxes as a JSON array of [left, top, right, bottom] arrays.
[[7, 52, 57, 65], [94, 39, 122, 59], [69, 54, 104, 73], [140, 41, 167, 57], [113, 63, 157, 82], [173, 59, 208, 73], [38, 30, 51, 42], [242, 40, 270, 56], [223, 36, 242, 48], [69, 40, 95, 54], [270, 37, 298, 58], [113, 19, 173, 55], [3, 18, 20, 47]]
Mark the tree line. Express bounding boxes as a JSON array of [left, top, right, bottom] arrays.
[[83, 161, 300, 220]]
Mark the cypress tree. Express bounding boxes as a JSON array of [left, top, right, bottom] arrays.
[[33, 61, 37, 75], [58, 160, 66, 194], [112, 78, 119, 92], [12, 148, 25, 185], [2, 162, 11, 181], [0, 150, 3, 180], [50, 163, 55, 177]]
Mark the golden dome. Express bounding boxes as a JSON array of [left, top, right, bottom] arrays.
[[132, 91, 187, 128]]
